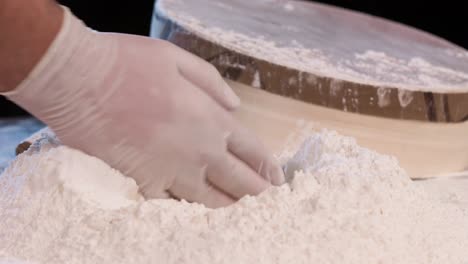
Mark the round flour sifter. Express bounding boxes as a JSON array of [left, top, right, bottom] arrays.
[[150, 0, 468, 179]]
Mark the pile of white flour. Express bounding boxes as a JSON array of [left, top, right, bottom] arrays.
[[1, 131, 467, 264]]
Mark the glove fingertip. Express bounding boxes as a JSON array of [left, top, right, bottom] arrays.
[[269, 162, 286, 186], [223, 83, 241, 110]]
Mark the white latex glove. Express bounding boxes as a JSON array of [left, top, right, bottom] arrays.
[[3, 7, 284, 208]]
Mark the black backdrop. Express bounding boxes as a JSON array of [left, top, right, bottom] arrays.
[[2, 0, 467, 117]]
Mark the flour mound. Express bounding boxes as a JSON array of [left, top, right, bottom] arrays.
[[1, 131, 467, 264]]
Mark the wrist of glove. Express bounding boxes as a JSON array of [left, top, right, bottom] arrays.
[[3, 7, 285, 208]]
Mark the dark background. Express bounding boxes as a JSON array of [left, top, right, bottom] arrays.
[[2, 0, 467, 117]]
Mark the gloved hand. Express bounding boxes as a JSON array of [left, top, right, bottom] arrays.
[[3, 7, 284, 208]]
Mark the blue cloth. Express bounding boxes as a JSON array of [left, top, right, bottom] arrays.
[[0, 118, 44, 173]]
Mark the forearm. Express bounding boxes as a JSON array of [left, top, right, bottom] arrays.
[[0, 0, 63, 92]]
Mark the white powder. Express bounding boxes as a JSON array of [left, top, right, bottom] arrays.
[[1, 130, 467, 263], [283, 3, 295, 11]]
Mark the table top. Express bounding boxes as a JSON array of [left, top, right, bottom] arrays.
[[0, 118, 44, 173]]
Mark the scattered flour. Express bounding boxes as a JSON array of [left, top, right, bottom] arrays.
[[1, 130, 467, 264], [283, 3, 295, 11]]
